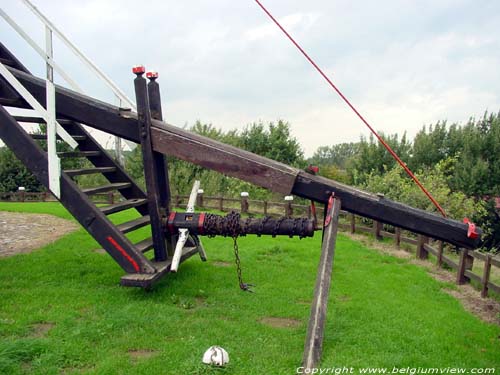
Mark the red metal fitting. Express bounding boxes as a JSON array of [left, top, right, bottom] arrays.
[[132, 65, 145, 74], [324, 193, 335, 227], [306, 165, 319, 175], [463, 218, 479, 239], [167, 212, 176, 234], [146, 71, 158, 79]]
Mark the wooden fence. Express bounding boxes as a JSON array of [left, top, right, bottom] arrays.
[[2, 191, 499, 298], [174, 193, 500, 299]]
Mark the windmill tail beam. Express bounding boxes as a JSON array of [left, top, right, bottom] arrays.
[[1, 66, 481, 249]]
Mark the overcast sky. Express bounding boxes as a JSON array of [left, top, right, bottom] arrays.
[[1, 0, 499, 156]]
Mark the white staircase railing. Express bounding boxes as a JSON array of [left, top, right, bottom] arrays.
[[0, 0, 139, 196]]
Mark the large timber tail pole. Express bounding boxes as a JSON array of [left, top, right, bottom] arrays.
[[0, 50, 481, 371]]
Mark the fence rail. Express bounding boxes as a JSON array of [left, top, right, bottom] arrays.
[[2, 191, 499, 298]]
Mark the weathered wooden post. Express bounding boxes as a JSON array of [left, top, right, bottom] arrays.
[[218, 196, 224, 212], [373, 220, 382, 240], [285, 195, 293, 217], [241, 192, 249, 213], [302, 194, 341, 371], [350, 213, 355, 234], [416, 235, 429, 259], [456, 248, 474, 284], [146, 70, 172, 213], [436, 241, 444, 267], [197, 188, 204, 208], [395, 227, 401, 248], [18, 186, 25, 202], [133, 66, 168, 262], [481, 255, 492, 298]]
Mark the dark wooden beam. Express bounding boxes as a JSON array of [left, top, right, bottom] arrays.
[[302, 195, 341, 370], [1, 67, 481, 248], [291, 172, 480, 249], [147, 74, 171, 213], [133, 69, 168, 262]]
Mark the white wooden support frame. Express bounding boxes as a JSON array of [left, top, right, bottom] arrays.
[[44, 26, 61, 198], [0, 64, 78, 149], [1, 2, 135, 150], [171, 180, 207, 272]]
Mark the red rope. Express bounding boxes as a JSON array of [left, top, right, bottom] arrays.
[[253, 0, 447, 218]]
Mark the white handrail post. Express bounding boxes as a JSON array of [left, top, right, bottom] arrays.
[[45, 25, 61, 198], [21, 0, 136, 111]]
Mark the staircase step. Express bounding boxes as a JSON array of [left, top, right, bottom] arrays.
[[135, 238, 154, 253], [100, 198, 147, 215], [64, 167, 116, 177], [117, 215, 151, 234], [82, 182, 131, 195], [120, 247, 199, 288], [14, 116, 73, 125], [57, 151, 100, 158], [30, 133, 87, 141]]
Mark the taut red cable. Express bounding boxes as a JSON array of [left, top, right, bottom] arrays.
[[253, 0, 447, 217]]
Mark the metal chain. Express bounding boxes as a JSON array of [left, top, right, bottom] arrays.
[[203, 211, 253, 292], [232, 235, 253, 292]]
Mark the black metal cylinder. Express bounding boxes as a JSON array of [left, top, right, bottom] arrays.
[[166, 212, 315, 238]]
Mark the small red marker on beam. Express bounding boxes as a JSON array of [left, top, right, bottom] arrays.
[[146, 71, 158, 79]]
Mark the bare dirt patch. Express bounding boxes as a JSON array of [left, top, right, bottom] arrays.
[[0, 211, 78, 257], [345, 232, 500, 325], [128, 349, 158, 360], [443, 287, 500, 325], [212, 261, 232, 267], [30, 322, 55, 337], [260, 317, 301, 328]]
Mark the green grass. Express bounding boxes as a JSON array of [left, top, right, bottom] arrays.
[[0, 202, 499, 374]]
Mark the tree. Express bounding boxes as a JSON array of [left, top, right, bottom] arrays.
[[309, 143, 359, 169], [0, 147, 44, 192], [349, 132, 411, 184], [239, 120, 304, 167]]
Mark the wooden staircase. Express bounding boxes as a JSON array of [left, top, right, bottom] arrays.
[[0, 42, 199, 288]]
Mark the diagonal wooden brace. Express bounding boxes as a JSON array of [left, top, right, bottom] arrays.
[[302, 194, 341, 371]]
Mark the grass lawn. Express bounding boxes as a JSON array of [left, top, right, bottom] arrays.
[[0, 202, 499, 374]]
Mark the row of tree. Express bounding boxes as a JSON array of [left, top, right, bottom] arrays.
[[309, 111, 500, 250]]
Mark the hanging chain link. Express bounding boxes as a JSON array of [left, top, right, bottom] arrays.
[[203, 211, 254, 292], [232, 236, 253, 292]]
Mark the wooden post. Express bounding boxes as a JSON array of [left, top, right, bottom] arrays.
[[456, 248, 474, 285], [372, 220, 382, 240], [395, 227, 401, 249], [197, 191, 204, 208], [218, 196, 224, 212], [436, 241, 444, 268], [147, 72, 171, 213], [481, 255, 492, 298], [133, 67, 168, 262], [263, 200, 268, 216], [241, 192, 249, 213], [302, 195, 341, 371], [349, 213, 355, 234], [416, 235, 429, 259]]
